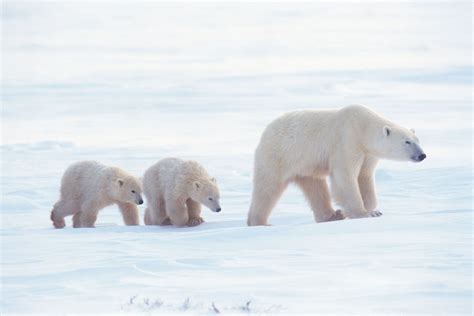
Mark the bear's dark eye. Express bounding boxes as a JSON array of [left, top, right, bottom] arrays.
[[131, 190, 135, 193], [208, 197, 213, 201], [405, 141, 411, 145]]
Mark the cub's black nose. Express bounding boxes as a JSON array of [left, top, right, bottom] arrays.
[[216, 207, 221, 212], [418, 154, 426, 161], [138, 199, 144, 205]]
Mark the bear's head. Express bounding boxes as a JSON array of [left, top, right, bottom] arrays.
[[115, 176, 144, 205], [374, 125, 426, 162], [190, 177, 221, 213]]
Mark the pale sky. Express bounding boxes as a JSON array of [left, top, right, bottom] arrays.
[[1, 2, 472, 165]]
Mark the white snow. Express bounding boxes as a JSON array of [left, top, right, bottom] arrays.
[[1, 2, 472, 315]]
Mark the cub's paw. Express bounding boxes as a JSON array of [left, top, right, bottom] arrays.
[[327, 210, 346, 221], [368, 210, 383, 217], [160, 218, 172, 226], [50, 211, 65, 229], [188, 217, 205, 227]]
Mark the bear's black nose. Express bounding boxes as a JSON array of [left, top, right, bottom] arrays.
[[138, 199, 144, 205], [216, 207, 221, 213], [418, 154, 426, 161]]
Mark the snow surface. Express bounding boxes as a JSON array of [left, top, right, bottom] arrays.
[[1, 2, 472, 315]]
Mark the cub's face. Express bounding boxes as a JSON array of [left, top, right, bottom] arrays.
[[117, 178, 144, 205], [190, 178, 221, 213], [379, 126, 426, 162]]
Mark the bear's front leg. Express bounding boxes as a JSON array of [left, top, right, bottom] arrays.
[[358, 174, 382, 217], [118, 202, 140, 225], [358, 156, 379, 214], [358, 173, 378, 211], [330, 169, 372, 219], [186, 199, 204, 227], [358, 172, 382, 217]]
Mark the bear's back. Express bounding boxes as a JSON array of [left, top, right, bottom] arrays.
[[60, 161, 108, 197]]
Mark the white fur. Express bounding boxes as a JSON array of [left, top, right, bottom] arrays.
[[143, 157, 221, 227], [50, 161, 143, 228], [247, 105, 425, 225]]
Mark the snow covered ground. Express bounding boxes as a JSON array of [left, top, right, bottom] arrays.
[[1, 2, 472, 315]]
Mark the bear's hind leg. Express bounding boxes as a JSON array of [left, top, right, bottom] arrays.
[[51, 199, 77, 228], [78, 210, 99, 228], [144, 207, 152, 225], [51, 206, 65, 229], [167, 198, 189, 227], [75, 202, 100, 228], [186, 199, 203, 227], [72, 211, 82, 228], [247, 178, 287, 226], [145, 196, 168, 225], [118, 202, 140, 225], [295, 176, 345, 223]]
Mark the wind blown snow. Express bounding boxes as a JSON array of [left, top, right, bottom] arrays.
[[1, 2, 472, 315]]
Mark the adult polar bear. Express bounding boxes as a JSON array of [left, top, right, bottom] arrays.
[[247, 105, 426, 226]]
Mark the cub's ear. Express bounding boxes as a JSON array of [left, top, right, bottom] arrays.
[[210, 177, 216, 183], [383, 126, 391, 137], [117, 179, 124, 186], [193, 181, 201, 190], [410, 128, 416, 134]]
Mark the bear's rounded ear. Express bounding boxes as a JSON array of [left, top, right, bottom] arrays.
[[383, 126, 391, 137], [117, 179, 124, 186], [410, 128, 416, 134], [193, 181, 201, 191], [210, 177, 216, 183]]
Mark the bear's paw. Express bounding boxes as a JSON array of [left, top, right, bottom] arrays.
[[368, 210, 383, 217], [187, 217, 205, 227], [327, 210, 346, 222]]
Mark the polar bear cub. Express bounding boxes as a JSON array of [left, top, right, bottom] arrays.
[[50, 161, 143, 228], [143, 157, 221, 227], [247, 105, 427, 226]]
